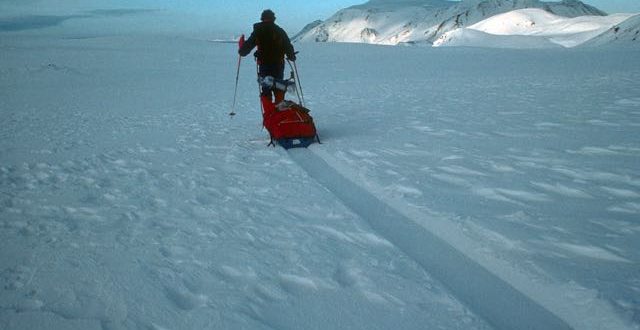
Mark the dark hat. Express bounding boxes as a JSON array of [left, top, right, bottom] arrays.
[[261, 9, 275, 22]]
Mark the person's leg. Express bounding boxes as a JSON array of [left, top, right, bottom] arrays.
[[273, 63, 285, 103], [259, 63, 288, 104], [258, 65, 274, 101]]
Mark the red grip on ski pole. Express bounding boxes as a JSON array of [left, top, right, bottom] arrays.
[[238, 34, 245, 50]]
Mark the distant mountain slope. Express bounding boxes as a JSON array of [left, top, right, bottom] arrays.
[[583, 14, 640, 46], [433, 8, 635, 48], [292, 20, 324, 41], [293, 0, 607, 45]]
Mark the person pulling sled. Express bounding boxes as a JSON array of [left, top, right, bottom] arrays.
[[237, 9, 319, 149]]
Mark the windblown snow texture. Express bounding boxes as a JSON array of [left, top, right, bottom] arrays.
[[289, 149, 571, 330], [1, 24, 640, 330]]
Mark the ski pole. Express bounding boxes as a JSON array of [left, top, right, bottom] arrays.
[[288, 65, 303, 106], [230, 55, 242, 116], [256, 60, 264, 115], [230, 34, 245, 117], [288, 57, 305, 107]]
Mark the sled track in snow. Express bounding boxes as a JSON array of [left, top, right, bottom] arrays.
[[288, 148, 633, 330]]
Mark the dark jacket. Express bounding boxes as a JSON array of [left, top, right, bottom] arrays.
[[239, 21, 295, 65]]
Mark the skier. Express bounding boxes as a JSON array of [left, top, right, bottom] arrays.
[[238, 9, 296, 104]]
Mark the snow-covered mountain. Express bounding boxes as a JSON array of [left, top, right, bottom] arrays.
[[584, 14, 640, 46], [293, 0, 607, 45], [433, 8, 636, 48], [292, 20, 324, 41]]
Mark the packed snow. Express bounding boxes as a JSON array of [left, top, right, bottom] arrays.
[[2, 15, 640, 330]]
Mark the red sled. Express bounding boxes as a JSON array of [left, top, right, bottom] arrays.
[[261, 96, 319, 149]]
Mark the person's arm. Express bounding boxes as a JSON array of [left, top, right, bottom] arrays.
[[239, 28, 257, 57], [282, 29, 296, 61]]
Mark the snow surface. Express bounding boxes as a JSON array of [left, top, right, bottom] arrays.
[[434, 8, 637, 48], [2, 27, 640, 329]]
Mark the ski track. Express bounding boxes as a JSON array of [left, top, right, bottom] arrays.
[[289, 147, 634, 330], [289, 44, 640, 329], [288, 148, 570, 329]]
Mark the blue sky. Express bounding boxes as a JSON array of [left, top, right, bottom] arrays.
[[1, 0, 639, 35], [588, 0, 640, 13]]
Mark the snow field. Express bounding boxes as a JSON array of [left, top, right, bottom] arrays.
[[1, 35, 490, 329], [296, 42, 640, 328], [291, 148, 574, 329], [1, 34, 639, 329]]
